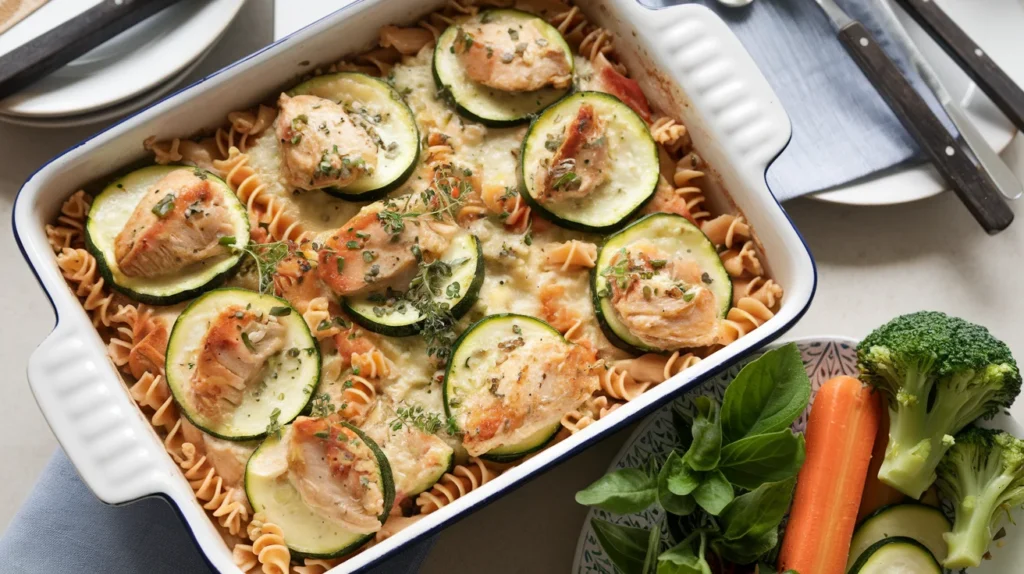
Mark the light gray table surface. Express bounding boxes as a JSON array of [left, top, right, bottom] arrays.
[[3, 1, 1024, 572]]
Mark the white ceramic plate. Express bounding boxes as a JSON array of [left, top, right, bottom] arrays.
[[0, 44, 212, 129], [811, 0, 1023, 206], [573, 336, 1024, 573], [0, 0, 244, 118]]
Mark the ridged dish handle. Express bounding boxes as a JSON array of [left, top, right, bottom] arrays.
[[619, 2, 793, 174], [28, 319, 171, 505]]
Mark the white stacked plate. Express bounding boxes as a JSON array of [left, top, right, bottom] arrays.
[[0, 0, 245, 128]]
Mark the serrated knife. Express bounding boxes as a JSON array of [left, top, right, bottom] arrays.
[[813, 0, 1014, 234]]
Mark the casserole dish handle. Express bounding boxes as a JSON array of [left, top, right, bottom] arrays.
[[28, 319, 171, 505]]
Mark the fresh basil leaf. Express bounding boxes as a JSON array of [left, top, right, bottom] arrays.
[[720, 344, 811, 443], [692, 469, 733, 515], [671, 404, 693, 450], [576, 468, 657, 514], [642, 523, 661, 574], [657, 532, 711, 574], [719, 430, 806, 490], [592, 519, 651, 574], [658, 452, 697, 515], [712, 477, 797, 563], [684, 396, 721, 471]]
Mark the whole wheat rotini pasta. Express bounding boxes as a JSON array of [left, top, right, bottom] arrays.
[[416, 457, 499, 514]]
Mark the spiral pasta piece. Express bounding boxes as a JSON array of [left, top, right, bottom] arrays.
[[481, 183, 532, 233], [561, 394, 622, 434], [650, 117, 688, 151], [720, 240, 763, 278], [294, 558, 344, 574], [213, 148, 308, 243], [599, 362, 650, 401], [538, 284, 581, 335], [44, 190, 90, 252], [338, 375, 377, 423], [178, 442, 251, 536], [733, 276, 783, 309], [701, 214, 750, 249], [247, 514, 291, 574], [55, 248, 118, 327], [416, 457, 498, 514], [613, 351, 701, 384], [303, 297, 341, 340], [544, 240, 597, 271], [232, 543, 259, 573], [719, 297, 775, 344], [212, 105, 277, 158], [351, 348, 393, 379], [129, 372, 178, 431]]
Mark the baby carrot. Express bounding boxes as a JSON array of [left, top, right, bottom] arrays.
[[856, 403, 905, 522], [778, 376, 880, 574]]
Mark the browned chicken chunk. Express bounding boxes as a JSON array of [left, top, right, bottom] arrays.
[[454, 20, 571, 92], [275, 93, 378, 191], [114, 169, 235, 278], [535, 103, 609, 202], [606, 242, 720, 349], [287, 417, 385, 534], [189, 306, 287, 419]]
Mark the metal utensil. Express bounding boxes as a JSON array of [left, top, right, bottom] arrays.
[[0, 0, 182, 101], [874, 0, 1023, 200], [813, 0, 1013, 234], [894, 0, 1024, 131]]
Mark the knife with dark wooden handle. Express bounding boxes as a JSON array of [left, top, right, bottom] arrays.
[[813, 0, 1013, 234], [893, 0, 1024, 131], [0, 0, 182, 101]]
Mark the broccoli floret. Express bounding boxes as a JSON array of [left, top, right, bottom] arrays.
[[858, 311, 1021, 499], [937, 427, 1024, 567]]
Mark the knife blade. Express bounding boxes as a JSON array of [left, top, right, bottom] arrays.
[[874, 0, 1023, 200], [812, 0, 1013, 234]]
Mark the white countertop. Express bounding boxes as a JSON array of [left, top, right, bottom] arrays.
[[3, 1, 1024, 571]]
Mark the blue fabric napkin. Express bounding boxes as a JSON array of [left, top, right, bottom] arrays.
[[648, 0, 950, 200], [0, 450, 433, 573]]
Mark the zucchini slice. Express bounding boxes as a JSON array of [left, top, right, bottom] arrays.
[[361, 405, 455, 499], [432, 9, 574, 126], [591, 213, 731, 354], [288, 72, 420, 200], [847, 503, 950, 571], [343, 233, 484, 336], [848, 537, 941, 574], [444, 314, 586, 462], [520, 91, 658, 232], [85, 165, 249, 305], [245, 419, 395, 559], [165, 288, 319, 441]]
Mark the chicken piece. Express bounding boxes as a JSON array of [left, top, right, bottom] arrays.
[[590, 53, 651, 122], [454, 20, 572, 92], [189, 306, 287, 419], [275, 93, 378, 191], [317, 204, 456, 297], [273, 247, 332, 314], [114, 169, 236, 278], [535, 103, 609, 202], [607, 243, 720, 349], [288, 417, 385, 534], [459, 336, 599, 457], [361, 405, 454, 505]]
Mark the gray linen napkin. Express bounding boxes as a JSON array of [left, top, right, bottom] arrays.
[[648, 0, 950, 200], [0, 450, 433, 573]]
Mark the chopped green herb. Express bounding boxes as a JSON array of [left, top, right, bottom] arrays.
[[270, 306, 291, 317], [151, 194, 176, 218]]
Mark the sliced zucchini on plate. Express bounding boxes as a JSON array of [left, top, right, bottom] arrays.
[[343, 232, 484, 336], [287, 72, 420, 200], [444, 314, 594, 462], [520, 91, 658, 232], [433, 9, 574, 126], [846, 503, 950, 571], [847, 537, 941, 574], [85, 165, 249, 305], [592, 213, 731, 354], [245, 418, 395, 558], [165, 288, 319, 441]]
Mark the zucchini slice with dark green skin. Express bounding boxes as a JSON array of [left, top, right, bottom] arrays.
[[85, 165, 249, 305], [165, 288, 319, 441], [520, 91, 659, 232], [288, 72, 420, 201], [591, 213, 731, 354], [361, 405, 455, 499], [342, 233, 484, 336], [444, 314, 577, 462], [432, 9, 574, 127], [847, 503, 950, 568], [847, 537, 941, 574], [245, 419, 395, 559]]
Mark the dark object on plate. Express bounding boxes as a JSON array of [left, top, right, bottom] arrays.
[[813, 0, 1014, 234], [0, 0, 182, 100], [894, 0, 1024, 132]]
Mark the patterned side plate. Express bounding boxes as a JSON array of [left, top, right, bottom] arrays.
[[572, 336, 1024, 574]]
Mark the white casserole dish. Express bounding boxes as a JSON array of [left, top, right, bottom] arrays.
[[13, 1, 815, 572]]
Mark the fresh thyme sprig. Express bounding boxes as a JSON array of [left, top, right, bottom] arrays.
[[219, 236, 289, 294], [389, 404, 461, 436]]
